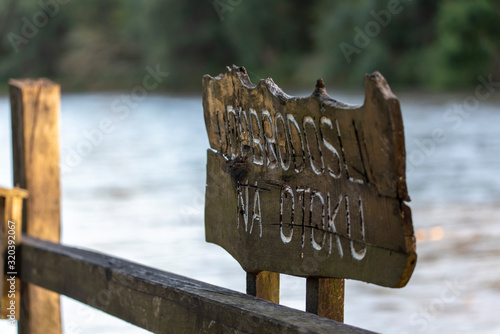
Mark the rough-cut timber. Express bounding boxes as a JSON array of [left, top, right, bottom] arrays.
[[9, 78, 62, 334], [247, 271, 280, 303], [0, 186, 28, 320], [306, 277, 344, 322], [19, 236, 377, 334], [203, 65, 416, 288]]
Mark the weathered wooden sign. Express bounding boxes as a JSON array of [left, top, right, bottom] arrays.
[[203, 65, 416, 288]]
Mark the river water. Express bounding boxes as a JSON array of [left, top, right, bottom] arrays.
[[0, 88, 499, 333]]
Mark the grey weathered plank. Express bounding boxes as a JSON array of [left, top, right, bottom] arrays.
[[203, 65, 416, 288], [19, 235, 377, 334], [10, 78, 62, 334]]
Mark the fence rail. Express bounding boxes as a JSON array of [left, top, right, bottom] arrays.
[[19, 235, 375, 333]]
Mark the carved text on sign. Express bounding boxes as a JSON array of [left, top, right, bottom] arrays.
[[236, 179, 367, 261], [219, 106, 367, 183]]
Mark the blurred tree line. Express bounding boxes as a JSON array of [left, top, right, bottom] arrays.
[[0, 0, 499, 92]]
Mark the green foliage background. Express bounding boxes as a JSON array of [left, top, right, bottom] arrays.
[[0, 0, 499, 91]]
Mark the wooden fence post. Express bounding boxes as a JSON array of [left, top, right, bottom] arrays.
[[0, 187, 28, 321], [9, 78, 62, 334], [246, 271, 280, 303], [306, 277, 344, 322]]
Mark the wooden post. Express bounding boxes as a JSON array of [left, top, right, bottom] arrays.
[[246, 271, 279, 303], [9, 78, 62, 334], [306, 278, 344, 322], [0, 187, 28, 321]]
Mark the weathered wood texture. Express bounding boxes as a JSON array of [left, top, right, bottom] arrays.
[[9, 78, 62, 333], [0, 187, 28, 320], [306, 278, 344, 322], [19, 236, 377, 334], [203, 65, 416, 288], [247, 271, 280, 303]]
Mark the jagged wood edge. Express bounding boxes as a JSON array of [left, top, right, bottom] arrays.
[[202, 65, 416, 287]]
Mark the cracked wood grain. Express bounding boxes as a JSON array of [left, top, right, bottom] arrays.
[[203, 66, 416, 289]]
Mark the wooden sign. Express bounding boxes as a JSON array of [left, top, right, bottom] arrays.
[[203, 65, 416, 288]]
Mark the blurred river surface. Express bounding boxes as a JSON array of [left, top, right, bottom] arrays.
[[0, 89, 499, 334]]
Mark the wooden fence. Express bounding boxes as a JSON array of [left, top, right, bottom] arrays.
[[0, 79, 377, 333]]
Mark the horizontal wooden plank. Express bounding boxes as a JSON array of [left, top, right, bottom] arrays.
[[19, 236, 377, 334], [0, 187, 29, 199]]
